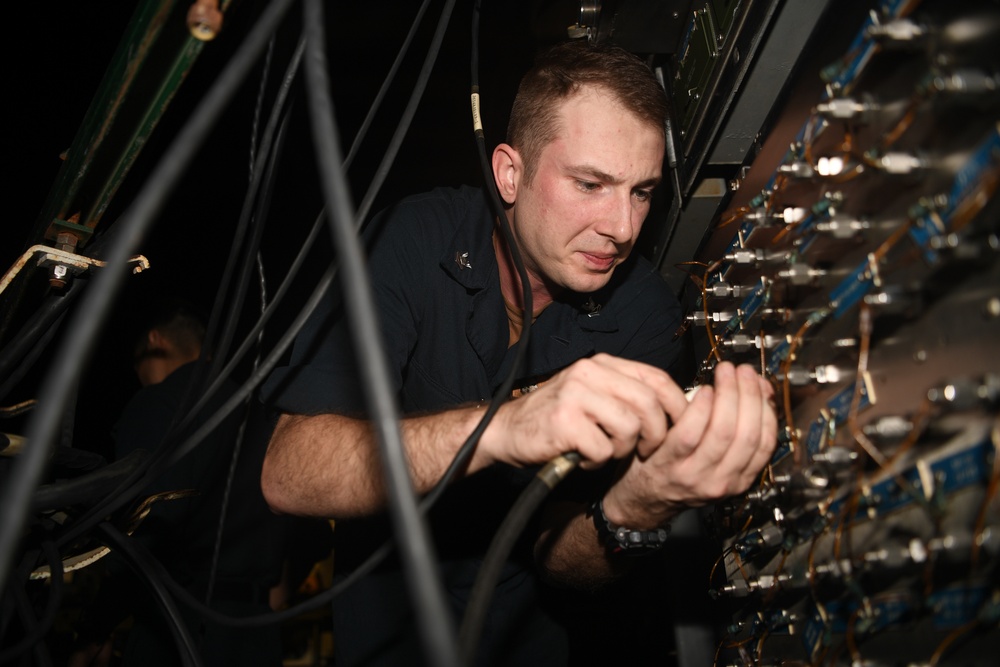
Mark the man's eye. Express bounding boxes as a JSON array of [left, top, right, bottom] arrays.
[[577, 181, 600, 192], [633, 189, 652, 202]]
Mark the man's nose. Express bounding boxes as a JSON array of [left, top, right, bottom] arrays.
[[596, 191, 637, 244]]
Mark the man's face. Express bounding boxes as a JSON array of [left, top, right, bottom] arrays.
[[511, 85, 664, 297]]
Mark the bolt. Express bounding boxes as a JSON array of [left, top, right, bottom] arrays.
[[49, 264, 69, 290]]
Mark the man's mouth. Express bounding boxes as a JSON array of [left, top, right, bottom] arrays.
[[579, 252, 617, 270]]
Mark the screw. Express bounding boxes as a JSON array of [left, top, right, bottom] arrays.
[[49, 264, 69, 290]]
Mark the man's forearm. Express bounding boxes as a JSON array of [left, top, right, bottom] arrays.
[[534, 500, 626, 589], [261, 407, 494, 517]]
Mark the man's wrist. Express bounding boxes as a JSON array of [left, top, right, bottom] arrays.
[[589, 497, 670, 555]]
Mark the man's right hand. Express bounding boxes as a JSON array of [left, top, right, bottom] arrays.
[[477, 353, 688, 470]]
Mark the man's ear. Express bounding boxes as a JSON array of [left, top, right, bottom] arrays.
[[491, 143, 522, 205]]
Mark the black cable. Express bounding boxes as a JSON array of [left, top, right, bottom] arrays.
[[7, 579, 52, 666], [173, 37, 304, 448], [0, 309, 66, 405], [302, 2, 459, 666], [0, 284, 81, 396], [428, 0, 538, 498], [53, 191, 321, 554], [48, 0, 528, 641], [31, 450, 145, 512], [203, 61, 300, 390], [54, 5, 511, 616], [204, 31, 282, 608], [98, 523, 202, 667], [457, 453, 582, 664], [249, 37, 276, 182], [149, 527, 393, 628], [352, 0, 460, 227], [0, 541, 63, 665], [0, 0, 297, 593], [452, 6, 574, 661], [55, 255, 335, 552], [342, 0, 435, 171], [205, 97, 291, 608], [49, 23, 301, 543]]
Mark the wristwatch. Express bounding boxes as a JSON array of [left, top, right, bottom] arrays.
[[589, 497, 670, 555]]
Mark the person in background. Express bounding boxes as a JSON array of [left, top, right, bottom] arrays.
[[71, 298, 286, 666]]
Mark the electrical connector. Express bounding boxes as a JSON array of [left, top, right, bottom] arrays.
[[776, 263, 827, 286], [686, 310, 736, 325], [814, 213, 871, 239], [815, 96, 876, 120], [866, 17, 928, 43]]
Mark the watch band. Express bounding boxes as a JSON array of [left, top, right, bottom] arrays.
[[589, 497, 669, 555]]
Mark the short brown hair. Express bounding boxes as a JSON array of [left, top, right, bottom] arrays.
[[506, 40, 667, 185]]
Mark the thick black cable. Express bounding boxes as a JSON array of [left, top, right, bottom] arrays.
[[0, 0, 297, 593], [202, 103, 288, 401], [52, 28, 304, 548], [6, 579, 52, 666], [0, 309, 66, 405], [353, 0, 458, 227], [428, 0, 537, 499], [149, 528, 393, 628], [453, 6, 574, 661], [49, 0, 520, 638], [302, 2, 459, 666], [458, 453, 582, 664], [204, 31, 282, 609], [0, 285, 80, 394], [55, 255, 335, 552], [342, 0, 435, 171], [0, 541, 63, 665], [205, 102, 290, 608], [53, 197, 321, 552], [98, 523, 202, 667], [31, 450, 147, 512], [249, 37, 275, 181], [203, 40, 305, 389]]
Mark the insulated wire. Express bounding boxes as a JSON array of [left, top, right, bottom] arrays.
[[342, 0, 435, 171], [0, 0, 296, 596], [302, 3, 459, 667], [0, 309, 67, 405], [455, 4, 550, 661], [458, 453, 582, 664], [0, 0, 291, 573], [0, 285, 81, 399], [205, 91, 291, 609], [55, 0, 426, 548], [52, 34, 307, 550], [0, 541, 62, 665], [57, 0, 520, 637], [203, 40, 303, 391], [99, 523, 203, 667], [430, 0, 538, 495], [352, 0, 456, 228]]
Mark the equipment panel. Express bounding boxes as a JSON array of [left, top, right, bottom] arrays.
[[678, 0, 1000, 663]]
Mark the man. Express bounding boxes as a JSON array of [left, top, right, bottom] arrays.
[[74, 300, 285, 666], [261, 40, 777, 665]]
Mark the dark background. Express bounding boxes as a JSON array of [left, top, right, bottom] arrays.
[[3, 0, 576, 459]]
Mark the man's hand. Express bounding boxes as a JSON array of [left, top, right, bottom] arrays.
[[602, 361, 778, 529], [477, 353, 688, 470]]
